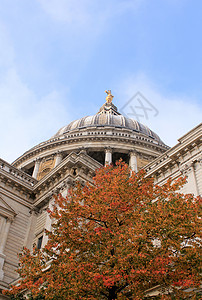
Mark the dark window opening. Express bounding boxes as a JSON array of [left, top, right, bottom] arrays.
[[112, 152, 129, 165], [72, 168, 77, 176], [23, 166, 34, 176], [88, 151, 105, 165], [37, 236, 43, 249]]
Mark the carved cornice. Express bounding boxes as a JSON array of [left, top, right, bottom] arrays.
[[145, 124, 202, 177], [179, 155, 202, 175], [0, 159, 37, 189], [32, 152, 100, 208], [12, 127, 169, 167], [0, 196, 16, 220], [179, 163, 193, 175]]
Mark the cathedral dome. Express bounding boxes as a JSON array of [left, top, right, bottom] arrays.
[[13, 91, 169, 177], [54, 101, 164, 145]]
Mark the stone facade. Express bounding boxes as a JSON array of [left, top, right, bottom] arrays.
[[0, 159, 36, 291], [0, 98, 201, 297], [145, 123, 202, 196]]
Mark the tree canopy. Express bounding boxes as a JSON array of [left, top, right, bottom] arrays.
[[5, 162, 201, 299]]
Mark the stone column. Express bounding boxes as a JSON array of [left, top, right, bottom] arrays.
[[181, 162, 199, 196], [55, 152, 63, 167], [0, 218, 11, 254], [105, 148, 112, 165], [41, 199, 54, 248], [190, 163, 199, 196], [129, 151, 138, 172], [23, 210, 38, 250], [32, 159, 41, 179], [0, 217, 3, 234], [0, 252, 6, 280], [0, 217, 11, 280]]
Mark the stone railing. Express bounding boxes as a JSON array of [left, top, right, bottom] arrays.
[[0, 158, 37, 187]]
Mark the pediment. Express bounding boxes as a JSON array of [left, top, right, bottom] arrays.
[[33, 151, 103, 207], [61, 151, 103, 170], [34, 151, 102, 188], [0, 196, 16, 219]]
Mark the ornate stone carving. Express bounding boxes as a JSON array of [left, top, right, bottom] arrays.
[[179, 162, 194, 175], [105, 90, 114, 104], [37, 157, 56, 181]]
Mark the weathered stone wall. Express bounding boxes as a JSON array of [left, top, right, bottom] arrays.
[[145, 124, 202, 197], [0, 188, 32, 286]]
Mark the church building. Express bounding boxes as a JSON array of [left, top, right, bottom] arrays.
[[0, 91, 201, 298]]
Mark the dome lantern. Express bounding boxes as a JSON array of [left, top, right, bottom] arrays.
[[97, 90, 120, 116]]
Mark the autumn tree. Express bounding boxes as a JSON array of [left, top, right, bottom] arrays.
[[5, 162, 201, 299]]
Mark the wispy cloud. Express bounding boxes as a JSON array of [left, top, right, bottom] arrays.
[[37, 0, 142, 28], [0, 68, 70, 163], [38, 0, 92, 25], [116, 73, 202, 147], [0, 21, 70, 163], [1, 0, 201, 163], [0, 22, 15, 70]]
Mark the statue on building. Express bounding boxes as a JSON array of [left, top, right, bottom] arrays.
[[105, 90, 114, 104]]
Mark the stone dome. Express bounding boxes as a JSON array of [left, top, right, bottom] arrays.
[[12, 93, 169, 176], [54, 102, 164, 145]]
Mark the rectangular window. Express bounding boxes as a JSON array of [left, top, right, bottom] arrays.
[[37, 236, 43, 249]]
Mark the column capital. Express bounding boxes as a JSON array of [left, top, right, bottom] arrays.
[[55, 150, 62, 155], [55, 152, 63, 158], [129, 149, 138, 156], [0, 253, 6, 259], [79, 147, 88, 154], [105, 147, 113, 153], [6, 216, 14, 223], [29, 207, 39, 215], [33, 157, 41, 163], [179, 162, 194, 175]]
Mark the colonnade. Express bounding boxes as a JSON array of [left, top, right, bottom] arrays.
[[104, 148, 138, 172], [32, 149, 139, 179]]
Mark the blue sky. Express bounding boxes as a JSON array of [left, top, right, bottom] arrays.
[[0, 0, 202, 163]]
